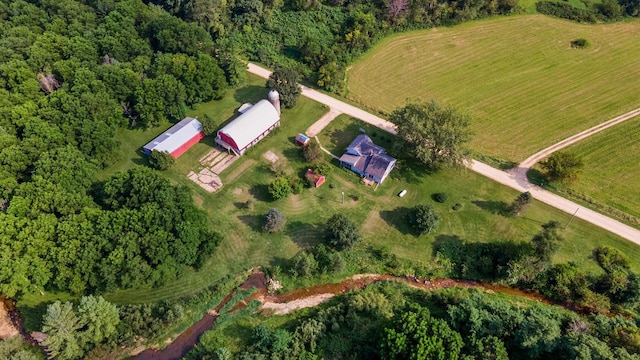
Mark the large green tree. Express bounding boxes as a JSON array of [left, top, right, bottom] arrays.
[[326, 214, 362, 250], [266, 67, 301, 108], [408, 204, 440, 236], [390, 100, 473, 169], [540, 151, 583, 184]]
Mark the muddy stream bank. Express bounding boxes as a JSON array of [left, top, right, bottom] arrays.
[[130, 273, 563, 360]]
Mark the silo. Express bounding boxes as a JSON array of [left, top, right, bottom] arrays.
[[267, 90, 281, 115]]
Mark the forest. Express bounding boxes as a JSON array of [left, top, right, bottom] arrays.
[[0, 0, 237, 298]]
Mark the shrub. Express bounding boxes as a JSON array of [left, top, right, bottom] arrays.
[[313, 162, 332, 176], [268, 176, 291, 200], [289, 177, 304, 194], [263, 208, 286, 233], [508, 191, 532, 216], [149, 150, 175, 170], [434, 192, 448, 203], [452, 203, 463, 211], [408, 204, 440, 235], [291, 251, 318, 276], [571, 38, 590, 48]]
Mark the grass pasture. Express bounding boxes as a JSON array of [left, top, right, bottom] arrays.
[[555, 116, 640, 221], [346, 15, 640, 163]]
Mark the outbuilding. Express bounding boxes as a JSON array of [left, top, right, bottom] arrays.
[[296, 133, 311, 146], [305, 169, 326, 187], [215, 99, 280, 155], [142, 117, 204, 158]]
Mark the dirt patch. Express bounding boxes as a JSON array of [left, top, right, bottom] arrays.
[[261, 294, 335, 315], [0, 298, 19, 339], [262, 151, 279, 163]]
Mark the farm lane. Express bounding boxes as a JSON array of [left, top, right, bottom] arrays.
[[247, 63, 640, 243], [514, 108, 640, 177]]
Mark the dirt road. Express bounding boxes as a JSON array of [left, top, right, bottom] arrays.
[[247, 63, 640, 243]]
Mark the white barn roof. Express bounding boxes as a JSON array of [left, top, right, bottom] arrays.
[[143, 117, 202, 154], [218, 100, 280, 151]]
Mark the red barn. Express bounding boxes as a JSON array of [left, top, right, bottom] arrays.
[[143, 117, 204, 158], [215, 100, 280, 155]]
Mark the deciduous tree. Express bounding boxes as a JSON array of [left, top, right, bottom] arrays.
[[408, 204, 440, 235], [263, 208, 286, 233], [541, 151, 583, 184], [326, 214, 362, 250], [266, 67, 301, 108], [390, 100, 473, 169]]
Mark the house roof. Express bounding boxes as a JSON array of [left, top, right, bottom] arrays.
[[340, 135, 396, 182], [217, 100, 280, 151], [347, 134, 385, 156], [143, 117, 203, 154], [365, 153, 396, 180]]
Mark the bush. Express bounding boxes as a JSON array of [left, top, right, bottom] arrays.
[[263, 208, 286, 233], [452, 203, 463, 211], [536, 1, 597, 22], [269, 176, 292, 200], [408, 204, 440, 235], [326, 214, 362, 250], [433, 192, 448, 203], [149, 150, 175, 170], [508, 191, 532, 216], [313, 162, 332, 176], [571, 38, 590, 48]]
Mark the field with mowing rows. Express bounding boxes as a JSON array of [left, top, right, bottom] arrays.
[[560, 117, 640, 221], [347, 15, 640, 163]]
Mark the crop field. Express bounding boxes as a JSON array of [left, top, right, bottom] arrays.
[[347, 15, 640, 163], [101, 79, 638, 305], [559, 117, 640, 221]]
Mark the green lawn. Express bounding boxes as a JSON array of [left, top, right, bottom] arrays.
[[346, 15, 640, 164], [98, 75, 638, 305], [551, 116, 640, 222], [317, 116, 639, 273]]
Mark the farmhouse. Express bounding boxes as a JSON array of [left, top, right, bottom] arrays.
[[215, 98, 281, 155], [339, 134, 396, 183], [142, 117, 204, 158]]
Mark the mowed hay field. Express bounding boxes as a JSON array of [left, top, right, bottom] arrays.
[[561, 117, 640, 220], [347, 15, 640, 163]]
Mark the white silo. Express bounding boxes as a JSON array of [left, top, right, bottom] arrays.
[[268, 89, 281, 115]]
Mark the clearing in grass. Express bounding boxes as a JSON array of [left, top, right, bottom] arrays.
[[347, 15, 640, 163]]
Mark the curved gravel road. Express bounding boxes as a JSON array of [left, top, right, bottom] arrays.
[[247, 63, 640, 243]]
